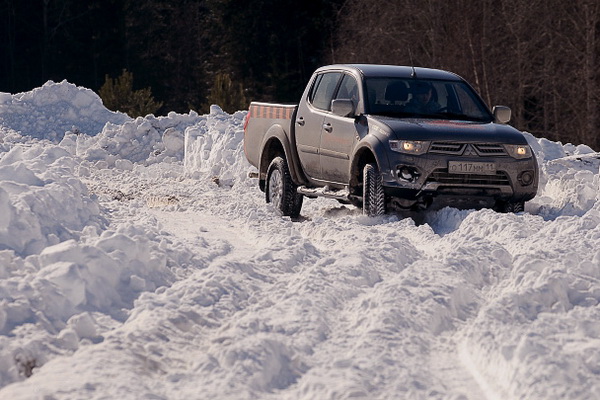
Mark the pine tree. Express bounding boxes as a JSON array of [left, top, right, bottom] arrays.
[[99, 69, 163, 117], [204, 73, 247, 113]]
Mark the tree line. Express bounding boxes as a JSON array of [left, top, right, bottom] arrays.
[[335, 0, 600, 150], [1, 0, 598, 149]]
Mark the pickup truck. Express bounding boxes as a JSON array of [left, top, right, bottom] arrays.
[[243, 64, 538, 217]]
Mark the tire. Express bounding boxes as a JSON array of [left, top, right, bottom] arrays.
[[505, 201, 525, 213], [362, 163, 386, 216], [495, 200, 525, 213], [266, 156, 303, 217]]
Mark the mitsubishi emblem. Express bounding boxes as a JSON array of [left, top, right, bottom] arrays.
[[463, 145, 477, 156]]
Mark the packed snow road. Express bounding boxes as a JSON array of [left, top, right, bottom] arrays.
[[1, 81, 600, 399]]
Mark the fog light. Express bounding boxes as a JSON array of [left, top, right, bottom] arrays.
[[397, 166, 420, 182], [518, 171, 534, 186]]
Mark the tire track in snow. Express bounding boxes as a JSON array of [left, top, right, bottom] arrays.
[[136, 196, 332, 398], [145, 195, 426, 398], [284, 205, 492, 399], [77, 168, 327, 397], [192, 194, 494, 399]]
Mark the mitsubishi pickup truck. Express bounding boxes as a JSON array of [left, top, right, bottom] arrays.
[[243, 64, 538, 217]]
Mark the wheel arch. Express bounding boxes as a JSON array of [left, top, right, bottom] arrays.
[[258, 124, 308, 191], [349, 140, 387, 192], [259, 135, 286, 192]]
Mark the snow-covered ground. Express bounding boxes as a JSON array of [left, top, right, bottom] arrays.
[[0, 80, 599, 399]]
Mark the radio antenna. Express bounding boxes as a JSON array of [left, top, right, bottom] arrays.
[[411, 66, 417, 78]]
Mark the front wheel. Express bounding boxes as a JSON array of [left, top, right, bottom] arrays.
[[494, 199, 525, 213], [266, 156, 303, 217], [362, 163, 386, 216]]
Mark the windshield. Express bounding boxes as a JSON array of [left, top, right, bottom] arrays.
[[364, 77, 493, 122]]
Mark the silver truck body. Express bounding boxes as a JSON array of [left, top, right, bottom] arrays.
[[244, 64, 538, 216]]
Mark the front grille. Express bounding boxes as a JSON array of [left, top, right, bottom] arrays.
[[429, 142, 507, 156], [429, 142, 464, 154], [426, 169, 511, 186], [473, 144, 506, 156]]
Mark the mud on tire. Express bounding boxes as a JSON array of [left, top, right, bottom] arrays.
[[266, 156, 303, 217]]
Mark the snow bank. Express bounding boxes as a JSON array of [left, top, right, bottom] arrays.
[[49, 99, 252, 185], [184, 105, 251, 186], [523, 132, 600, 217], [77, 111, 204, 166], [0, 136, 183, 387], [0, 80, 129, 141], [523, 131, 596, 163], [0, 82, 202, 388], [0, 144, 102, 256]]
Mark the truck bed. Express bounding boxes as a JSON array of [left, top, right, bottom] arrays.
[[244, 102, 298, 169]]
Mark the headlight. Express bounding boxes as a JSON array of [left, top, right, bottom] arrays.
[[389, 140, 430, 155], [504, 144, 532, 159]]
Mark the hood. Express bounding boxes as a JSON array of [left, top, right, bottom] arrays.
[[369, 116, 528, 144]]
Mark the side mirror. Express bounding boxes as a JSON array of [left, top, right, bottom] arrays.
[[492, 105, 511, 124], [331, 99, 356, 118]]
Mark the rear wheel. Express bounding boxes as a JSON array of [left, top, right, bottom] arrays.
[[362, 163, 386, 216], [266, 157, 303, 217]]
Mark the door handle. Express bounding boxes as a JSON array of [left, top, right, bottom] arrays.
[[296, 117, 305, 126], [323, 123, 333, 133]]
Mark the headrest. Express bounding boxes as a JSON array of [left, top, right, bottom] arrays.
[[385, 82, 409, 102]]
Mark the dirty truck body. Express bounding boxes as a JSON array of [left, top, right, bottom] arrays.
[[243, 64, 538, 217]]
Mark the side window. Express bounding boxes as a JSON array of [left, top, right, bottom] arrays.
[[310, 72, 342, 111], [335, 75, 359, 103], [308, 74, 324, 103]]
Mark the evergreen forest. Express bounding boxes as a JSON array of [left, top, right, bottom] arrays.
[[1, 0, 599, 149]]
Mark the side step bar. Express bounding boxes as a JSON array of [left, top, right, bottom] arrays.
[[297, 186, 361, 204]]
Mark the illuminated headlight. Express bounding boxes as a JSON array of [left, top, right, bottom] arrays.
[[390, 140, 430, 155], [504, 144, 532, 159]]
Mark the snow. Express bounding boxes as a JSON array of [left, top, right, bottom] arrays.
[[0, 81, 599, 400], [0, 80, 129, 142]]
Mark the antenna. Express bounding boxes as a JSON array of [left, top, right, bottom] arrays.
[[411, 66, 417, 78]]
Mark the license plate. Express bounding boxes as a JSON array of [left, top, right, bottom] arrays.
[[448, 161, 496, 175]]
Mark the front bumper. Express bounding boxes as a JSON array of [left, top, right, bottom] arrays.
[[381, 152, 539, 204]]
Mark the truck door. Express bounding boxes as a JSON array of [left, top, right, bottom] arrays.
[[319, 74, 360, 183], [296, 72, 342, 180]]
